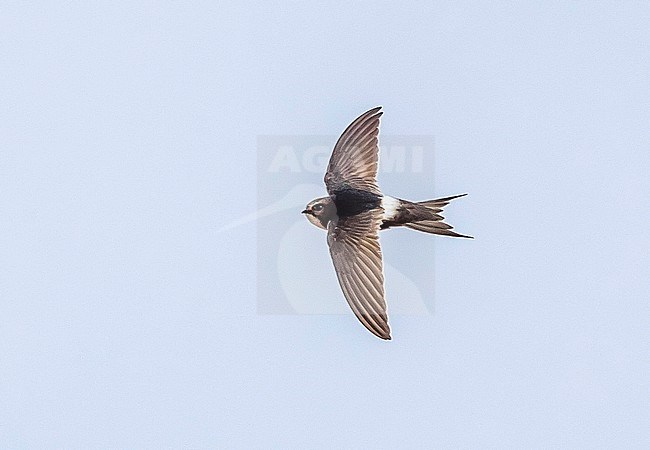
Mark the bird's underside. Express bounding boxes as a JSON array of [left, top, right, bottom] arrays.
[[303, 106, 471, 340]]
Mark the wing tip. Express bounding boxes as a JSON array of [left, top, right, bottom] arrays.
[[363, 106, 383, 118], [371, 326, 392, 340]]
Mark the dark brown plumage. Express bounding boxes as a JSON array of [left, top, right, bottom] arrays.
[[302, 107, 471, 340], [380, 194, 472, 238]]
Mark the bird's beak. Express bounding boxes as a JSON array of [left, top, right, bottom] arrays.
[[301, 209, 309, 214]]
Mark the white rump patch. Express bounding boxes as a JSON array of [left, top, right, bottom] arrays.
[[381, 196, 401, 221]]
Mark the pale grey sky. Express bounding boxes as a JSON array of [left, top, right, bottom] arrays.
[[1, 2, 649, 448]]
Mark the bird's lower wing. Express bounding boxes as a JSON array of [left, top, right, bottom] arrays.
[[327, 209, 391, 340]]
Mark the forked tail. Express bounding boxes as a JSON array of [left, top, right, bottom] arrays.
[[404, 193, 473, 238]]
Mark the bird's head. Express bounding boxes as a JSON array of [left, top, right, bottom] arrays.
[[301, 197, 335, 230]]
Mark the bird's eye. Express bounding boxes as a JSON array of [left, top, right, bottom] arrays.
[[313, 204, 324, 212]]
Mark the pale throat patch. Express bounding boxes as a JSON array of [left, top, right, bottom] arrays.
[[381, 196, 401, 221]]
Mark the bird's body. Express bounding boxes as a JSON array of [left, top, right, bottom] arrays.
[[305, 191, 469, 234], [302, 107, 471, 340]]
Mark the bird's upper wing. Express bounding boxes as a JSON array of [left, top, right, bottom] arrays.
[[327, 208, 390, 340], [324, 107, 383, 196]]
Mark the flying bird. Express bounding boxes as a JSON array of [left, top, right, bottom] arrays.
[[302, 107, 471, 340]]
